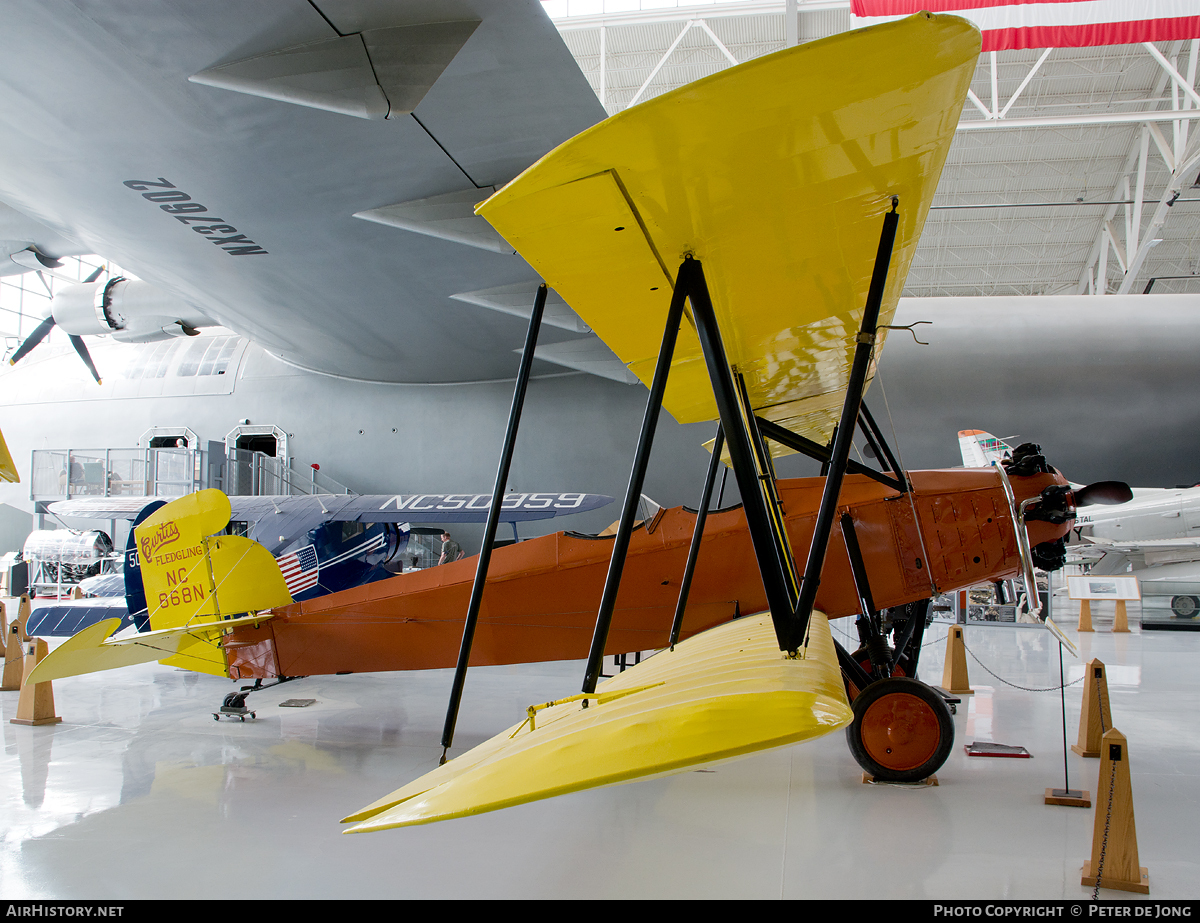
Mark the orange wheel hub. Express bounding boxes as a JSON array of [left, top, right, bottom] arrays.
[[859, 692, 942, 771]]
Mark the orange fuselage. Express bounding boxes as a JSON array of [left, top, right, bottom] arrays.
[[224, 467, 1068, 680]]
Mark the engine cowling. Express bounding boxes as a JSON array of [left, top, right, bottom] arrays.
[[49, 278, 214, 342]]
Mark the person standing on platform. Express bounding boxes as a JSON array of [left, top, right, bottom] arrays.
[[438, 531, 462, 565]]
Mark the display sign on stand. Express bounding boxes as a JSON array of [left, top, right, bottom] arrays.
[[1067, 576, 1139, 633]]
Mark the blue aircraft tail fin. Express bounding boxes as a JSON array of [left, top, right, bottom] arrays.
[[125, 499, 166, 631]]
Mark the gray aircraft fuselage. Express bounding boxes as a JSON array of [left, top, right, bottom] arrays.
[[2, 292, 1197, 561]]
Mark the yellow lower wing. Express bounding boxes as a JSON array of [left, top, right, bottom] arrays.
[[342, 611, 851, 832], [26, 613, 274, 685]]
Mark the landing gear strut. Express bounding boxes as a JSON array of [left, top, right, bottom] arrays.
[[838, 594, 953, 782]]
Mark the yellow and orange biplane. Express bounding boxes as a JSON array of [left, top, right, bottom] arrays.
[[30, 12, 1123, 831]]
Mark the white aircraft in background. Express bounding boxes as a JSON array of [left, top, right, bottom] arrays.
[[959, 429, 1200, 616]]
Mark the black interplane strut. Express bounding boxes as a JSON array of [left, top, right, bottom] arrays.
[[753, 415, 905, 494], [440, 284, 548, 760], [581, 269, 689, 694], [669, 422, 725, 651], [581, 198, 902, 672], [790, 197, 900, 652]]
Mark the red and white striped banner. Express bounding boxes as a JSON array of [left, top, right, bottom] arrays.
[[850, 1, 1200, 52]]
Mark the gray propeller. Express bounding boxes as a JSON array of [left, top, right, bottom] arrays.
[[8, 265, 106, 383]]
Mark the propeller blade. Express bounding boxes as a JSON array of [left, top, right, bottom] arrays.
[[9, 315, 57, 365], [1074, 481, 1133, 507], [68, 334, 102, 385], [82, 264, 105, 284]]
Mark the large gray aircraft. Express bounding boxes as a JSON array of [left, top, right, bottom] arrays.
[[1, 0, 1196, 557], [0, 0, 605, 384]]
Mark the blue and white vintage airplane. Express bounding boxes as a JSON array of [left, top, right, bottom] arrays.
[[26, 489, 613, 637]]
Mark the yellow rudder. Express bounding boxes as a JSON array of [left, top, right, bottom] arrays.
[[135, 489, 292, 676]]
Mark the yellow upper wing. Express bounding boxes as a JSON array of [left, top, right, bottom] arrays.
[[478, 12, 979, 444]]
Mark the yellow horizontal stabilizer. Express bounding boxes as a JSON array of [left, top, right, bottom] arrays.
[[477, 13, 979, 445], [135, 489, 292, 676], [0, 428, 18, 483], [26, 612, 274, 685], [342, 610, 851, 831]]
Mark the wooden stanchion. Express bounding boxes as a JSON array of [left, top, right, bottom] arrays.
[[1, 594, 31, 691], [941, 624, 974, 695], [1081, 728, 1149, 894], [10, 637, 62, 726], [1078, 598, 1094, 632], [1072, 658, 1112, 758], [1112, 599, 1130, 633]]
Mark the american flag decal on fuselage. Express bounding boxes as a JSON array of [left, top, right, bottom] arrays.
[[277, 544, 320, 595]]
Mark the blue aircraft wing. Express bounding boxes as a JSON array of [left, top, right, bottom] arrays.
[[48, 491, 612, 525], [27, 599, 133, 638]]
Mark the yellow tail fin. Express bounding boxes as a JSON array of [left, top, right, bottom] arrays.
[[135, 489, 292, 676]]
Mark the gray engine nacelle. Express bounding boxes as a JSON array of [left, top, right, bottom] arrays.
[[48, 278, 214, 342]]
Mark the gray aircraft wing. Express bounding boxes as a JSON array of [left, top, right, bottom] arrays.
[[1080, 536, 1200, 567], [1081, 537, 1200, 553], [0, 1, 605, 383]]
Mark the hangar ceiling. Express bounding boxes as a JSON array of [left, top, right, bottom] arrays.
[[544, 1, 1200, 298]]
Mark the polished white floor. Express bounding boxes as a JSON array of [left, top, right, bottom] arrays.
[[2, 600, 1198, 900]]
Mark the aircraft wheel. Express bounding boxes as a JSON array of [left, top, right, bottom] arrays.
[[846, 677, 953, 783], [1171, 595, 1200, 618]]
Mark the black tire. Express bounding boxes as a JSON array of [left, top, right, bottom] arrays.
[[1171, 595, 1200, 618], [846, 677, 954, 783]]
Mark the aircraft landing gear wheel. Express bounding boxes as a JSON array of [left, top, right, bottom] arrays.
[[846, 677, 953, 783], [1171, 595, 1200, 618]]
